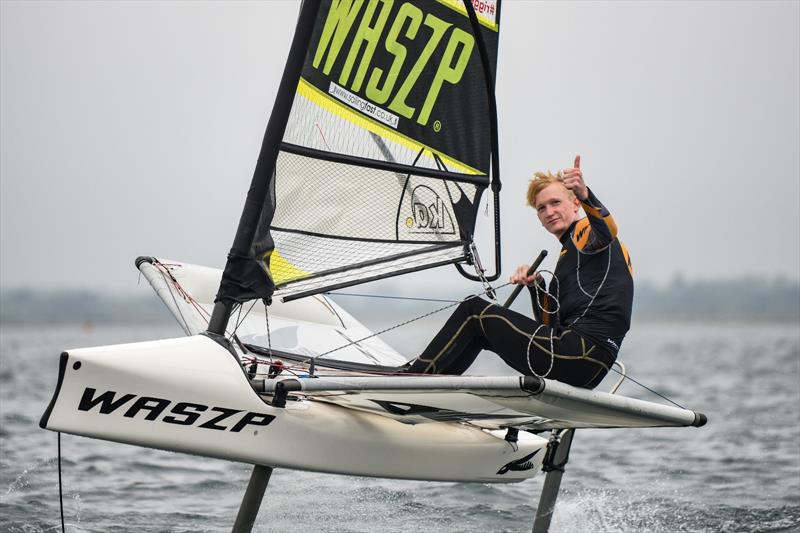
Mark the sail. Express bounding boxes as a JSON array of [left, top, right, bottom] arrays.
[[218, 0, 503, 304]]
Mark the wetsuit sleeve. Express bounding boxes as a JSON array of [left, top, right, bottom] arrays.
[[577, 187, 618, 251]]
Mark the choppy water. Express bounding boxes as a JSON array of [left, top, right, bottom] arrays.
[[1, 320, 799, 532]]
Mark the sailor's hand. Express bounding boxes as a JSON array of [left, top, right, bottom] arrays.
[[561, 155, 588, 201], [510, 264, 542, 286]]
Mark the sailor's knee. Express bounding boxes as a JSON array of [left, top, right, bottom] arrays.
[[461, 295, 489, 311]]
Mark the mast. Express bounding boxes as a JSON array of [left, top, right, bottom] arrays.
[[456, 0, 503, 283], [208, 0, 321, 335]]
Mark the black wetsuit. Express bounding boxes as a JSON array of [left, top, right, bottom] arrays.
[[406, 189, 634, 389]]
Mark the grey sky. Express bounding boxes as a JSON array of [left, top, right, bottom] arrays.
[[1, 1, 798, 295]]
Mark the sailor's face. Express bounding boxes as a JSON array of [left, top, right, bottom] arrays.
[[534, 183, 580, 237]]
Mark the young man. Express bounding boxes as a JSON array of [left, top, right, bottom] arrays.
[[404, 156, 633, 389]]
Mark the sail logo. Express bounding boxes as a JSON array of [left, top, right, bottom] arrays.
[[404, 185, 455, 235], [313, 0, 475, 128]]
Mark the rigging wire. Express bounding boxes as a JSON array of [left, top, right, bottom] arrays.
[[307, 281, 514, 362], [325, 292, 459, 303], [228, 301, 252, 338], [229, 303, 243, 340], [228, 299, 258, 345], [264, 301, 273, 360], [608, 366, 686, 409]]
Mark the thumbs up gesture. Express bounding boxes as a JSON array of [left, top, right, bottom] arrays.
[[561, 155, 588, 201]]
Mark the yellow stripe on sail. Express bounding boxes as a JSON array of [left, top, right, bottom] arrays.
[[267, 249, 311, 286], [296, 78, 483, 176]]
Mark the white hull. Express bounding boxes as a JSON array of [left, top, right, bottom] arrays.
[[41, 257, 704, 483], [41, 335, 547, 482]]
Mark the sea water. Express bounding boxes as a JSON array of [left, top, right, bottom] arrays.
[[1, 320, 798, 532]]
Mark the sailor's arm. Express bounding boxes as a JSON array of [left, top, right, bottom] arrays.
[[579, 188, 618, 247], [562, 155, 617, 248], [511, 265, 549, 323]]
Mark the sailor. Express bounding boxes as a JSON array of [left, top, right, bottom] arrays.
[[404, 156, 633, 389]]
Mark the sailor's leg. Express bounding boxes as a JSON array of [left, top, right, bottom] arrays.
[[464, 303, 560, 377], [405, 298, 612, 387], [466, 306, 613, 388], [406, 296, 492, 374]]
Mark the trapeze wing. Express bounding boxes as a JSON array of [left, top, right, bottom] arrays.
[[251, 375, 707, 431]]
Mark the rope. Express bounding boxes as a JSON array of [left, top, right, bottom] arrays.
[[152, 260, 212, 328], [156, 265, 192, 334], [531, 269, 561, 316], [264, 301, 273, 359], [570, 240, 612, 327], [526, 323, 554, 378]]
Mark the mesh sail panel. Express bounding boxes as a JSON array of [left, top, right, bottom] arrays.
[[272, 151, 479, 243], [269, 149, 481, 299], [271, 234, 465, 301], [221, 0, 502, 303]]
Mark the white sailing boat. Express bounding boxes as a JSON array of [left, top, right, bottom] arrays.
[[40, 1, 706, 531]]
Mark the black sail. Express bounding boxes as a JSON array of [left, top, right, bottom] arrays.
[[217, 0, 502, 306]]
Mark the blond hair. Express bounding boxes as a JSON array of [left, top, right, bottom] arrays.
[[526, 171, 574, 207]]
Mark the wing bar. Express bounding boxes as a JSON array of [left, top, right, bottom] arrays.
[[253, 375, 707, 428], [536, 379, 707, 428], [253, 375, 543, 394]]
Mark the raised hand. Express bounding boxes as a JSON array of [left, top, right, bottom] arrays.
[[561, 155, 588, 201]]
